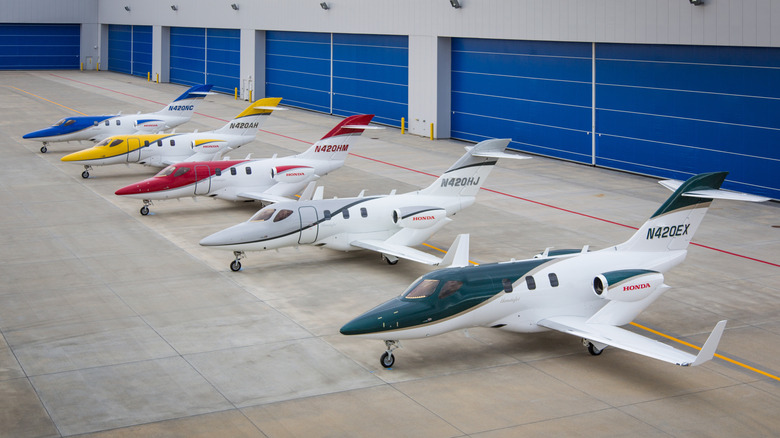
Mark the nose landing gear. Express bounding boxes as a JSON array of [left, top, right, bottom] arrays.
[[230, 251, 246, 272], [40, 142, 49, 153], [81, 165, 92, 179], [380, 340, 400, 368], [140, 200, 153, 216]]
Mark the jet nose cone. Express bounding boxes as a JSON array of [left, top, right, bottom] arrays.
[[23, 127, 55, 139], [115, 180, 154, 197], [199, 225, 244, 247], [339, 319, 365, 336]]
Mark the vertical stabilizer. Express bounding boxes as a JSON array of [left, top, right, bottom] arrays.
[[296, 114, 375, 162], [157, 84, 213, 117], [616, 172, 728, 252], [418, 138, 513, 198], [214, 97, 282, 136]]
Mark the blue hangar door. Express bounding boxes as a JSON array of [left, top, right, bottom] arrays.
[[596, 44, 780, 199], [170, 27, 239, 94], [266, 32, 408, 126], [0, 24, 79, 70], [108, 25, 152, 77], [451, 38, 593, 163]]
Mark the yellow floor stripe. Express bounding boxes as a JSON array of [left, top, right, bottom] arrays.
[[630, 321, 780, 381], [6, 86, 87, 115]]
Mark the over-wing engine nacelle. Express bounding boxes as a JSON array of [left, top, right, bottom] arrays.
[[392, 206, 447, 230], [270, 165, 315, 183], [593, 269, 664, 302]]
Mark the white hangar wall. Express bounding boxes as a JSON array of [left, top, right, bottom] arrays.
[[2, 0, 779, 198]]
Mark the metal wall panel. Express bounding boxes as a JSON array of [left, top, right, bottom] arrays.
[[108, 24, 152, 77], [170, 27, 206, 87], [0, 23, 80, 70], [451, 38, 592, 163], [595, 43, 780, 199], [206, 28, 240, 94], [131, 25, 152, 77], [332, 33, 408, 126], [265, 31, 331, 113]]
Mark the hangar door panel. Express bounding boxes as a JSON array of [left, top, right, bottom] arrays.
[[266, 31, 331, 113], [332, 34, 408, 126], [451, 38, 592, 163], [0, 24, 79, 70], [206, 28, 240, 94], [108, 25, 152, 77], [170, 27, 206, 87], [596, 44, 780, 199]]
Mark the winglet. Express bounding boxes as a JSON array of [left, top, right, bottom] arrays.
[[439, 234, 470, 268], [690, 320, 727, 367]]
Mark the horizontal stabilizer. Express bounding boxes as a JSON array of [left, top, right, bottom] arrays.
[[659, 178, 769, 202], [539, 316, 727, 367], [350, 240, 442, 265], [466, 147, 532, 160], [343, 125, 383, 130]]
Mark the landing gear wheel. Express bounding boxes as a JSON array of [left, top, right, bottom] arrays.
[[380, 352, 395, 368], [587, 342, 602, 356], [230, 260, 242, 272], [140, 206, 149, 216], [40, 145, 48, 153], [81, 170, 90, 179]]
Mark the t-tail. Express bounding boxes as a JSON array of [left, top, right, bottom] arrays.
[[296, 114, 375, 163], [418, 138, 527, 198], [213, 97, 282, 136], [617, 172, 768, 252], [156, 84, 213, 117]]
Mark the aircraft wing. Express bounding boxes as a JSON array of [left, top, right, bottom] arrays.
[[236, 192, 293, 203], [538, 316, 726, 367], [350, 240, 443, 265]]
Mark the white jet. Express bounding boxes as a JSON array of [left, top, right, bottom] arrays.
[[340, 172, 769, 368], [60, 97, 282, 178], [23, 84, 213, 153], [199, 138, 529, 271]]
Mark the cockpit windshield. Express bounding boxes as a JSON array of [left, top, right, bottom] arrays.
[[251, 208, 275, 222], [402, 279, 440, 300], [53, 118, 75, 127], [95, 138, 123, 148], [155, 166, 176, 177]]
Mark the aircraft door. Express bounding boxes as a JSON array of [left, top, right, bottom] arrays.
[[298, 206, 319, 244], [126, 137, 142, 162], [194, 165, 211, 195]]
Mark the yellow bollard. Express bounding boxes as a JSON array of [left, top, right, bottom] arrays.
[[80, 62, 83, 71], [235, 88, 238, 100], [249, 90, 252, 102], [96, 63, 100, 71], [401, 117, 405, 134], [430, 123, 434, 140], [147, 72, 150, 82]]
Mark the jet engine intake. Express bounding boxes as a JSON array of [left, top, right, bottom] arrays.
[[392, 206, 447, 230], [271, 165, 314, 183], [593, 269, 664, 302]]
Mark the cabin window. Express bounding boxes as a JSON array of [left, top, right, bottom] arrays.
[[94, 121, 99, 126], [360, 207, 368, 218], [502, 278, 513, 293], [230, 167, 237, 176], [144, 141, 149, 147], [548, 273, 559, 287], [246, 167, 252, 175], [402, 279, 439, 300], [157, 140, 163, 147], [174, 167, 190, 177], [323, 210, 332, 220], [251, 208, 275, 222], [342, 209, 350, 219], [170, 140, 175, 146], [273, 209, 294, 222], [215, 168, 222, 176], [525, 276, 536, 290], [438, 280, 463, 300], [116, 120, 121, 126], [105, 120, 109, 126]]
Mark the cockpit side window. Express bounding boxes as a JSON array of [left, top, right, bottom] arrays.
[[273, 209, 294, 222], [251, 208, 275, 222], [173, 167, 190, 177], [438, 280, 463, 300], [402, 279, 440, 300], [63, 119, 75, 127], [109, 139, 123, 147]]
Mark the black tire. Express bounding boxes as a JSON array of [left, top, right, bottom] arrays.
[[40, 146, 47, 153], [81, 171, 89, 179], [380, 352, 395, 368], [587, 343, 602, 356], [230, 260, 241, 272], [140, 206, 149, 216], [384, 257, 399, 265]]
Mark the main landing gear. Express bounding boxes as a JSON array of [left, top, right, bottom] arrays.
[[582, 338, 605, 356], [382, 254, 399, 265], [380, 340, 400, 368], [140, 200, 152, 216], [230, 251, 246, 272], [81, 165, 92, 179], [40, 142, 49, 153]]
